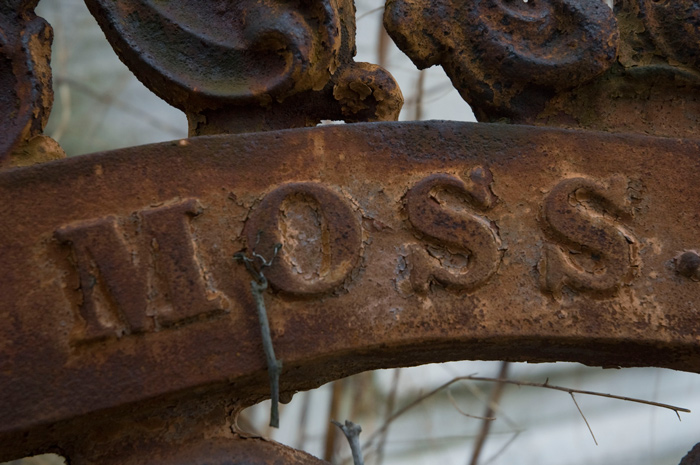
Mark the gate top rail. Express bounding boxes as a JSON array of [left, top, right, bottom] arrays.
[[1, 1, 700, 464]]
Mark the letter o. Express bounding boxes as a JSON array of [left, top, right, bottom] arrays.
[[245, 183, 362, 296]]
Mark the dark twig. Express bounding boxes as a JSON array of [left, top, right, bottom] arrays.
[[482, 430, 522, 465], [469, 362, 510, 465], [363, 374, 689, 452], [363, 375, 499, 452], [570, 392, 598, 445], [234, 235, 283, 428], [295, 390, 313, 450], [462, 376, 690, 415], [414, 70, 426, 121], [357, 5, 383, 22], [324, 380, 346, 461], [53, 76, 184, 137], [251, 277, 282, 428], [333, 420, 365, 465], [446, 390, 496, 421], [376, 369, 402, 465], [376, 10, 390, 69]]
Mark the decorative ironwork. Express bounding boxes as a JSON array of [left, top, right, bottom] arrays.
[[84, 0, 404, 135], [384, 0, 619, 123], [1, 1, 699, 464], [384, 0, 700, 137], [0, 0, 64, 167], [2, 122, 699, 464]]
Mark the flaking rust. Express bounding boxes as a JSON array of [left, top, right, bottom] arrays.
[[1, 122, 700, 463], [2, 0, 700, 463], [0, 0, 65, 167], [384, 0, 700, 137], [83, 0, 403, 136]]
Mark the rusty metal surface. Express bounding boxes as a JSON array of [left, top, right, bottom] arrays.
[[66, 432, 329, 465], [83, 0, 403, 137], [0, 1, 64, 167], [0, 1, 697, 463], [680, 442, 700, 465], [1, 121, 700, 460], [384, 0, 700, 137]]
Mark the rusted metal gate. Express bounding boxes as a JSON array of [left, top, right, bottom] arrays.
[[1, 0, 700, 464]]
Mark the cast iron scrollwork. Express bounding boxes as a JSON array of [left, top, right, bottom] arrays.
[[384, 0, 619, 123], [639, 0, 700, 70], [385, 0, 700, 137], [0, 0, 64, 166], [84, 0, 404, 136]]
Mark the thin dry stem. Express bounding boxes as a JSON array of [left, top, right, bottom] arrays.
[[295, 391, 313, 450], [363, 373, 689, 453], [375, 369, 402, 465], [333, 420, 365, 465], [377, 15, 390, 69], [324, 379, 346, 461], [357, 5, 383, 22], [570, 392, 598, 445], [55, 77, 183, 136], [51, 8, 71, 143], [467, 376, 690, 414], [482, 431, 522, 465], [446, 391, 496, 421], [233, 237, 283, 428], [469, 362, 510, 465], [413, 70, 426, 121]]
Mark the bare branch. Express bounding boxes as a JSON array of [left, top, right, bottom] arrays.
[[469, 362, 510, 465], [482, 431, 522, 465], [376, 369, 402, 465], [234, 238, 283, 428], [570, 392, 598, 445], [446, 390, 496, 421], [362, 373, 689, 453], [357, 5, 383, 22], [413, 70, 426, 121], [462, 375, 691, 415], [295, 391, 313, 450], [52, 76, 184, 137], [333, 420, 365, 465], [324, 380, 346, 461]]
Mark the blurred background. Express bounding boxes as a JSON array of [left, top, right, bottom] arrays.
[[4, 1, 699, 464]]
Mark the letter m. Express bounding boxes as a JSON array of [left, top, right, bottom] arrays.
[[55, 199, 228, 342]]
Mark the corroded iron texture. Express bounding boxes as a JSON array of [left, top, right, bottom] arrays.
[[1, 121, 699, 461], [385, 0, 700, 137], [84, 0, 403, 136], [631, 0, 700, 69], [0, 0, 64, 167], [384, 0, 618, 122], [680, 442, 700, 465], [67, 433, 329, 465]]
